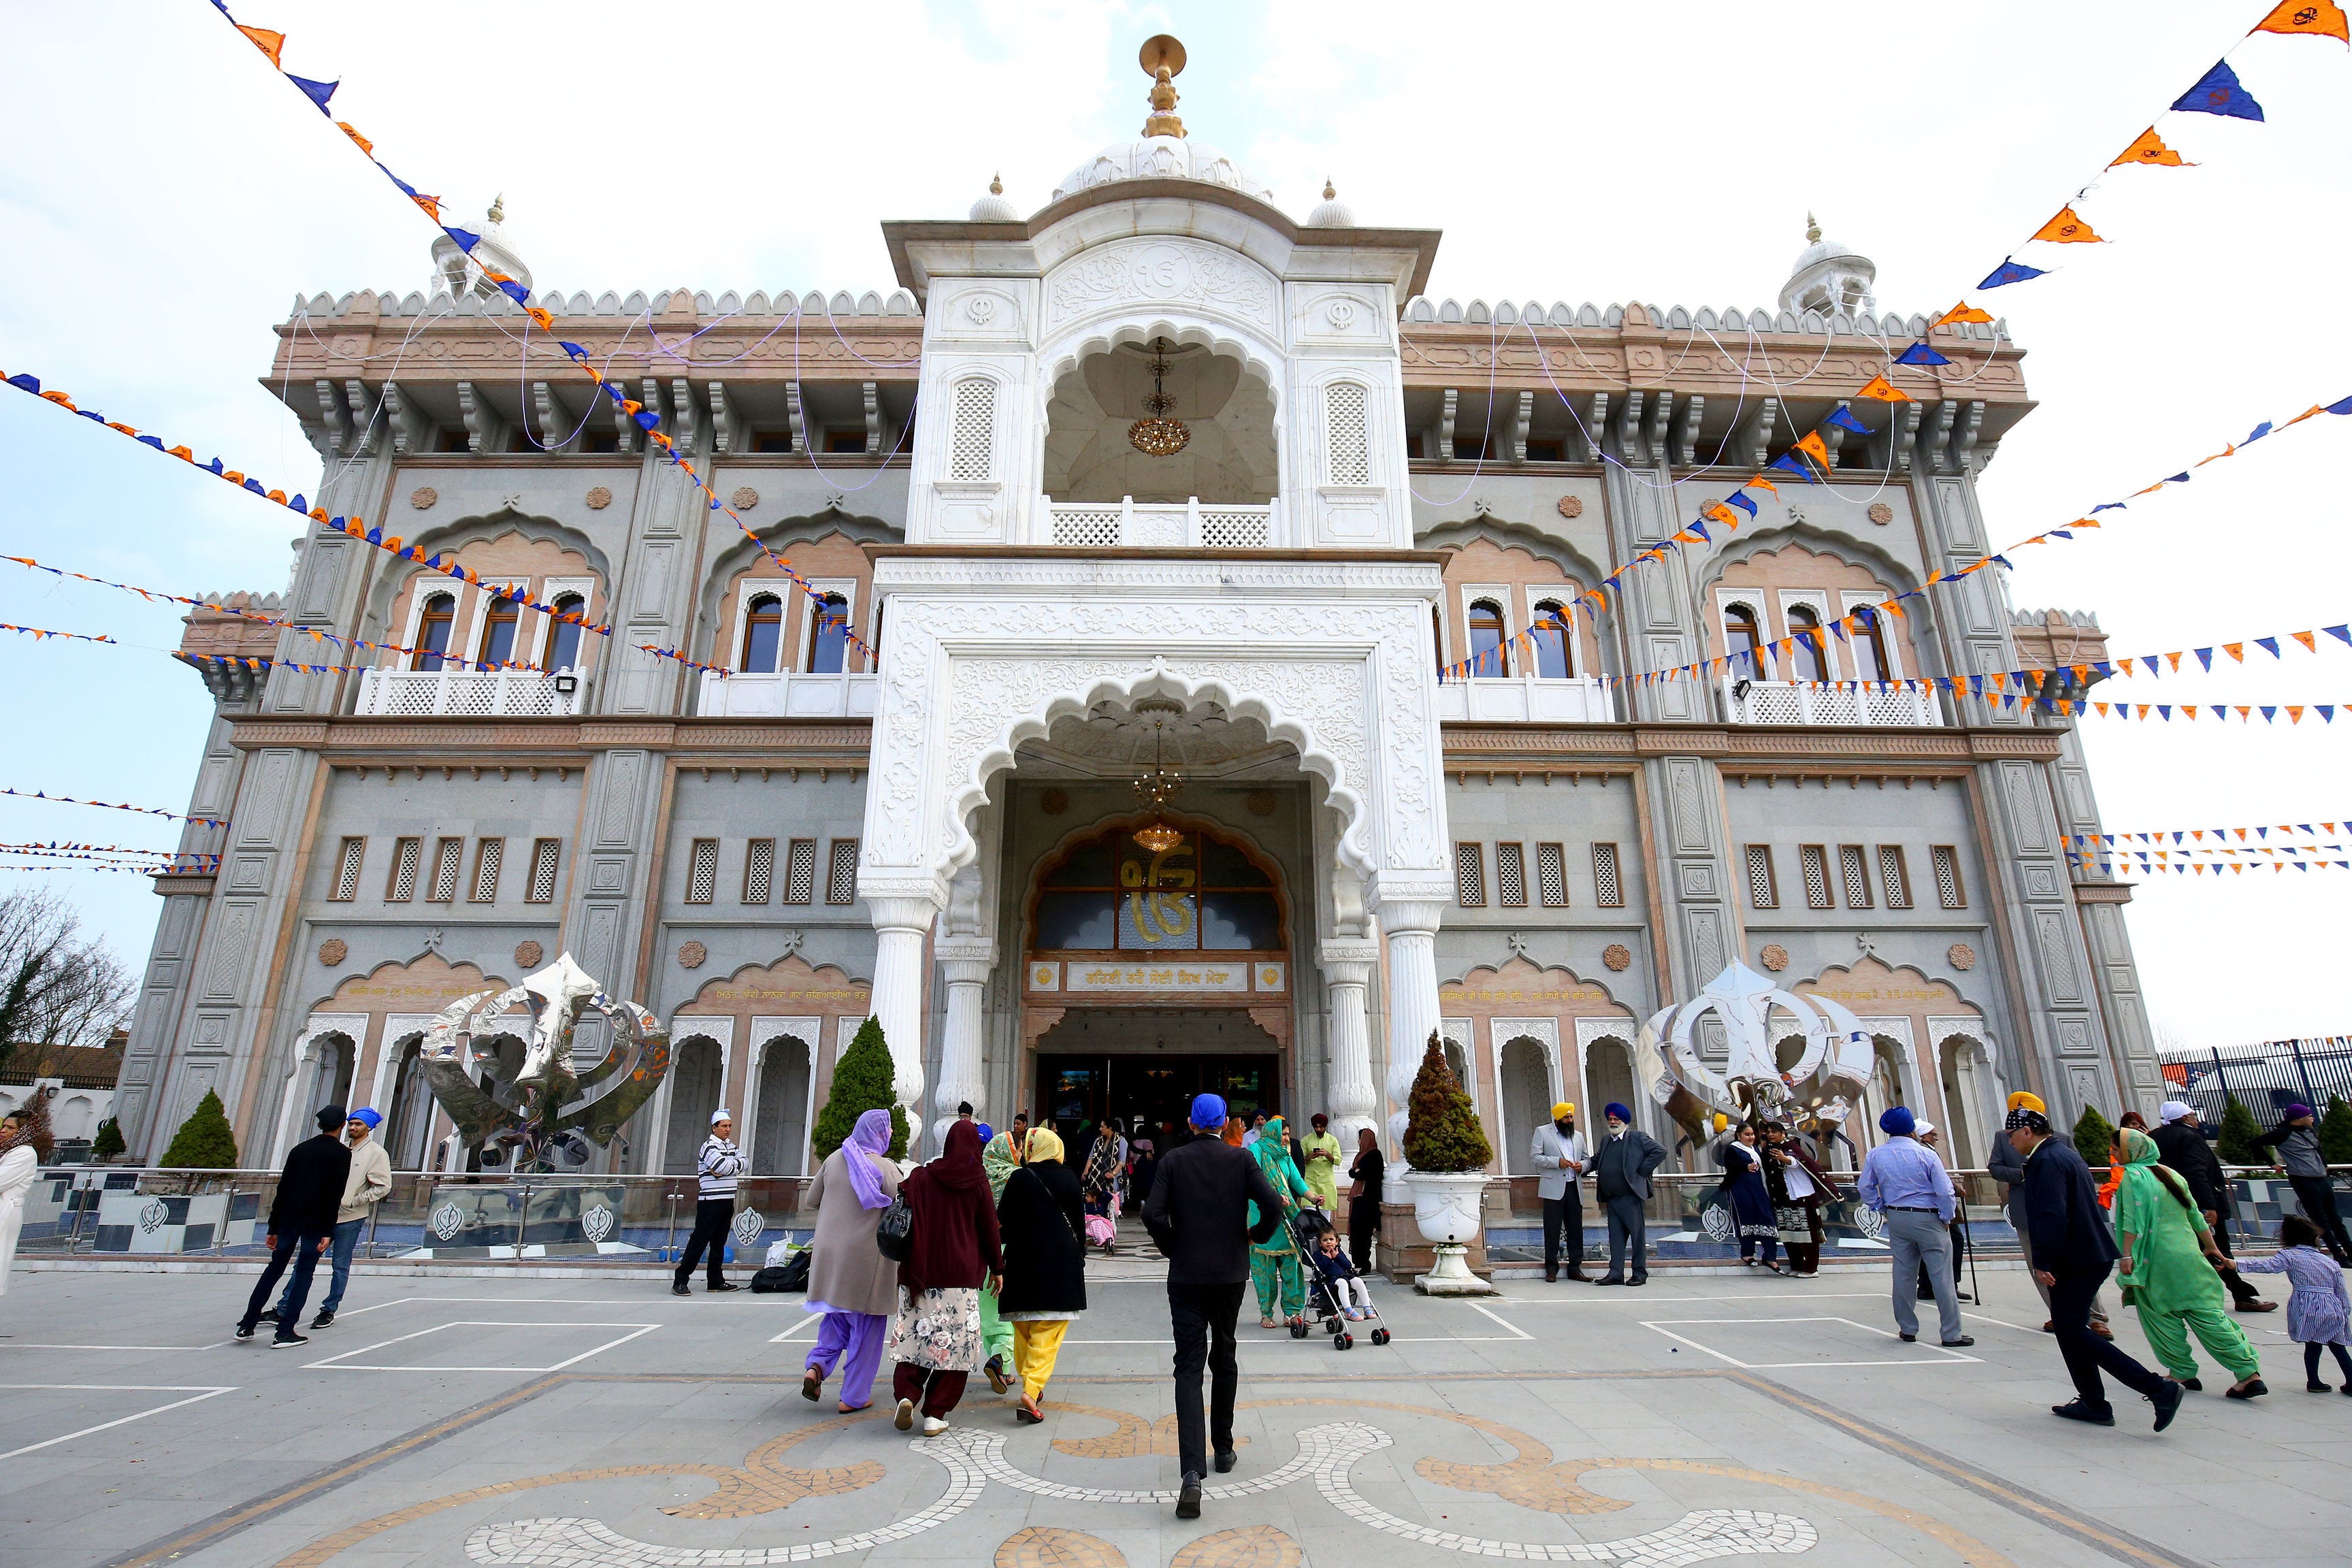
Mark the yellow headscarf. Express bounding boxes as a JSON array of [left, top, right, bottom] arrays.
[[1024, 1126, 1066, 1164]]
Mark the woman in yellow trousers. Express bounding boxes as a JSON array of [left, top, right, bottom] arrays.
[[995, 1127, 1088, 1421]]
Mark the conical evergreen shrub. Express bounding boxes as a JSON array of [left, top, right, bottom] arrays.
[[2071, 1103, 2117, 1171], [810, 1015, 909, 1162], [91, 1116, 125, 1160], [2216, 1094, 2268, 1166], [159, 1089, 238, 1169], [2316, 1095, 2352, 1165], [1401, 1032, 1491, 1173]]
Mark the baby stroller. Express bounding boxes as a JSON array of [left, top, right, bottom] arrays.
[[1287, 1207, 1390, 1350]]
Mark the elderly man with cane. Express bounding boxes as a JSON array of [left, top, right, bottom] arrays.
[[1141, 1092, 1283, 1522]]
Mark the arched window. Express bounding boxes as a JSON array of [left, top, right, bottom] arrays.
[[547, 593, 585, 672], [413, 592, 455, 672], [1468, 599, 1508, 678], [1530, 600, 1573, 679], [1724, 603, 1763, 674], [479, 593, 520, 667], [1850, 604, 1891, 682], [807, 593, 850, 674], [1786, 606, 1829, 682], [741, 594, 783, 673]]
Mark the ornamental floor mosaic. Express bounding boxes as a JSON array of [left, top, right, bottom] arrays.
[[5, 1269, 2350, 1568]]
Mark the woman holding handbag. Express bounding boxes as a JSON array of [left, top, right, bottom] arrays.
[[886, 1120, 1001, 1435], [996, 1126, 1088, 1421], [799, 1108, 901, 1411]]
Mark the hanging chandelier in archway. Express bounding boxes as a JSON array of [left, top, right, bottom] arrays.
[[1130, 705, 1185, 853], [1127, 336, 1190, 457]]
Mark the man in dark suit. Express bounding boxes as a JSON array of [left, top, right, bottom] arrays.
[[1141, 1092, 1282, 1521], [236, 1105, 353, 1348], [2011, 1105, 2183, 1431], [1590, 1102, 1667, 1286]]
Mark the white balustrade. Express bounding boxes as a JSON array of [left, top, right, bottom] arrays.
[[1044, 495, 1277, 549], [696, 670, 879, 719], [1722, 679, 1940, 727], [355, 667, 589, 717], [1433, 676, 1616, 723]]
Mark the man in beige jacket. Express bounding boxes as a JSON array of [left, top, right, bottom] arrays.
[[267, 1107, 393, 1332]]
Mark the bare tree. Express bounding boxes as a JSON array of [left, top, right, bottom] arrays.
[[0, 889, 136, 1073]]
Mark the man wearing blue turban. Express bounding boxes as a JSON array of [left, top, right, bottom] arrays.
[[1859, 1105, 1972, 1348]]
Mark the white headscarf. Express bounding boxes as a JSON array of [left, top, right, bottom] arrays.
[[2159, 1100, 2195, 1124]]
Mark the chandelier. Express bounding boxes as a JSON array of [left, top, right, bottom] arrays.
[[1127, 337, 1190, 457], [1131, 706, 1185, 853]]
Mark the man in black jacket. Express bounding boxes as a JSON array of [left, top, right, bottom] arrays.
[[1141, 1092, 1282, 1521], [2011, 1105, 2182, 1431], [237, 1105, 354, 1347], [2151, 1102, 2274, 1312]]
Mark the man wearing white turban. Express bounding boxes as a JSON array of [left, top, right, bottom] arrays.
[[2150, 1100, 2274, 1314]]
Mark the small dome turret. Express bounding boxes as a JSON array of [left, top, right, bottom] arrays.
[[1777, 212, 1875, 317], [968, 174, 1019, 222], [1305, 179, 1354, 229], [431, 193, 533, 301]]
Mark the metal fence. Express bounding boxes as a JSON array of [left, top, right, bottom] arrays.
[[2164, 1039, 2352, 1122]]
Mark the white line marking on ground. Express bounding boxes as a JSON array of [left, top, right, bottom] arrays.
[[1464, 1301, 1535, 1339], [768, 1314, 823, 1343], [1637, 1316, 1984, 1369], [304, 1321, 659, 1372], [1490, 1290, 1884, 1305], [0, 1342, 233, 1352], [0, 1385, 235, 1459]]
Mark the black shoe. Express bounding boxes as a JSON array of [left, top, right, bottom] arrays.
[[257, 1309, 280, 1326], [1592, 1275, 1624, 1286], [2180, 1377, 2203, 1391], [1565, 1270, 1592, 1282], [672, 1282, 691, 1296], [2225, 1379, 2268, 1401], [2305, 1380, 2330, 1393], [234, 1322, 256, 1341], [1544, 1272, 1558, 1283], [310, 1311, 335, 1330], [1176, 1473, 1203, 1519], [1955, 1292, 1974, 1303], [2234, 1298, 2278, 1313], [2052, 1399, 2114, 1426], [707, 1280, 742, 1293], [1940, 1336, 1975, 1348], [1213, 1449, 1237, 1474], [2151, 1380, 2185, 1431], [1899, 1333, 1917, 1343], [272, 1330, 310, 1348], [1627, 1277, 1647, 1288]]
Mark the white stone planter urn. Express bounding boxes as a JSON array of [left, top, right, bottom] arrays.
[[1405, 1170, 1495, 1296]]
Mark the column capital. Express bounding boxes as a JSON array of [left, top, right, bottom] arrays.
[[1317, 938, 1380, 984], [1372, 899, 1449, 936], [933, 935, 997, 968], [866, 892, 945, 932]]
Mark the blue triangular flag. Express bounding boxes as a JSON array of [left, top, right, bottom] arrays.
[[1826, 406, 1872, 434], [2326, 394, 2352, 416], [2091, 502, 2125, 512], [1725, 491, 1757, 517], [288, 74, 338, 112], [2173, 60, 2263, 122], [1978, 257, 2046, 289], [1769, 452, 1818, 483], [2243, 421, 2273, 444], [2257, 637, 2280, 657], [2163, 472, 2189, 484], [445, 226, 482, 253], [1894, 342, 1952, 367], [2195, 647, 2214, 671]]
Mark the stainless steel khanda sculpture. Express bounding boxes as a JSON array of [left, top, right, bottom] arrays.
[[420, 952, 671, 1171], [1633, 960, 1875, 1143]]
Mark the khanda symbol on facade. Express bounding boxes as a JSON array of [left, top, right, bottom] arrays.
[[1121, 840, 1196, 944]]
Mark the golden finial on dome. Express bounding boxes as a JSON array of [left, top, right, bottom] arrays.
[[1140, 35, 1187, 138], [990, 173, 1004, 195], [1806, 211, 1821, 244], [1324, 178, 1337, 200], [489, 191, 506, 224]]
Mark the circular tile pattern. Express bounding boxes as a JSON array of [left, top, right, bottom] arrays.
[[409, 486, 437, 510], [732, 487, 760, 510], [1867, 502, 1894, 524], [585, 486, 613, 510], [679, 940, 708, 970], [1947, 941, 1976, 970], [514, 940, 544, 969], [1759, 943, 1788, 972], [318, 938, 348, 967], [1556, 495, 1584, 519], [1601, 942, 1632, 972]]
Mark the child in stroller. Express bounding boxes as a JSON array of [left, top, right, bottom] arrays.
[[1296, 1209, 1390, 1349]]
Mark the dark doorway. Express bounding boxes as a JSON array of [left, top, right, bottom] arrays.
[[1034, 1053, 1279, 1147]]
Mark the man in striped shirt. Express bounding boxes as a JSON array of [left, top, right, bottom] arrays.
[[673, 1109, 746, 1296]]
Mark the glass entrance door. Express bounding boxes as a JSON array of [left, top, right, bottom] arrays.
[[1034, 1053, 1280, 1146]]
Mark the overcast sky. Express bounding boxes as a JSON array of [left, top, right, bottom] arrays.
[[2, 1, 2347, 1054]]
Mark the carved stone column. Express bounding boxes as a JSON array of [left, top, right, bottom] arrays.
[[1377, 899, 1447, 1153], [932, 937, 995, 1148], [865, 892, 942, 1146], [1319, 939, 1381, 1147]]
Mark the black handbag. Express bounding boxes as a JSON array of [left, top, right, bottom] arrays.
[[875, 1192, 914, 1262]]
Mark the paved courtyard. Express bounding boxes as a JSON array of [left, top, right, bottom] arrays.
[[2, 1261, 2345, 1568]]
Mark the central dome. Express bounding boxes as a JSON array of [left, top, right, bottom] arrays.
[[1050, 134, 1273, 208]]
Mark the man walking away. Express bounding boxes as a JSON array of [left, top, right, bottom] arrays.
[[1590, 1103, 1665, 1286], [2152, 1100, 2275, 1313], [674, 1109, 746, 1296], [2013, 1104, 2183, 1431], [1141, 1092, 1282, 1522], [1859, 1107, 1973, 1348], [236, 1105, 353, 1347], [1531, 1102, 1590, 1282], [281, 1108, 392, 1330], [1989, 1091, 2114, 1339], [2261, 1105, 2352, 1264]]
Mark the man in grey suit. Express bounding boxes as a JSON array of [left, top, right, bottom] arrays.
[[1529, 1101, 1590, 1282], [1590, 1102, 1667, 1286]]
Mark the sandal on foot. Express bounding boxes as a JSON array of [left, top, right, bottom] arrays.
[[802, 1367, 823, 1403]]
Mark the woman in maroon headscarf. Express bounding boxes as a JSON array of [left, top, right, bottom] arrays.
[[887, 1119, 1002, 1435]]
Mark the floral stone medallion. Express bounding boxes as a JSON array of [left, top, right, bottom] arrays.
[[1601, 942, 1632, 972], [585, 485, 612, 510], [1759, 943, 1788, 972], [318, 938, 348, 967], [1947, 942, 1976, 970], [514, 940, 544, 968], [1556, 494, 1584, 519], [409, 486, 438, 510], [679, 940, 708, 969]]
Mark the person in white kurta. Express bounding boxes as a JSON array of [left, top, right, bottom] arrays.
[[0, 1111, 46, 1297]]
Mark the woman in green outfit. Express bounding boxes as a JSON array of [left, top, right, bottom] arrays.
[[1249, 1114, 1314, 1328], [977, 1126, 1022, 1394], [2112, 1126, 2266, 1399]]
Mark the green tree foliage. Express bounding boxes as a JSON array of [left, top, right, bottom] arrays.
[[90, 1115, 125, 1160], [1401, 1032, 1492, 1173], [2216, 1095, 2268, 1167], [158, 1089, 238, 1169], [810, 1016, 909, 1162], [2315, 1095, 2352, 1165], [2071, 1103, 2117, 1171]]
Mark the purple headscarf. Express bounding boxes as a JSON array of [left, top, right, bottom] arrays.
[[845, 1107, 894, 1210]]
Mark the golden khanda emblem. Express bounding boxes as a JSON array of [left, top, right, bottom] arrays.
[[1121, 838, 1195, 945]]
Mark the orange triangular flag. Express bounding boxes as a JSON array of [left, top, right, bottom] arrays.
[[2283, 404, 2331, 427], [2223, 642, 2244, 662], [2031, 206, 2104, 244], [337, 122, 375, 156], [237, 25, 286, 67], [2197, 445, 2236, 466], [2254, 0, 2349, 42], [1856, 373, 1912, 402], [412, 193, 442, 221], [1793, 431, 1830, 466], [2166, 651, 2182, 671], [1934, 301, 1995, 327], [1749, 475, 1779, 495], [2289, 706, 2306, 723], [2110, 127, 2193, 168]]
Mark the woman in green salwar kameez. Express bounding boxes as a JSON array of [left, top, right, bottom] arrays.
[[977, 1127, 1021, 1393], [2112, 1126, 2265, 1399], [1248, 1115, 1313, 1328]]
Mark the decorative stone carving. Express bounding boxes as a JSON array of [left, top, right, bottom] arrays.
[[1601, 943, 1632, 972], [730, 487, 759, 510], [1867, 502, 1894, 525], [1555, 495, 1584, 519], [1045, 238, 1278, 333], [1947, 942, 1976, 971], [1758, 943, 1788, 972], [679, 941, 708, 970], [1039, 788, 1069, 816], [585, 486, 612, 510], [318, 938, 348, 967], [1324, 298, 1358, 331], [514, 941, 544, 968], [409, 487, 437, 510]]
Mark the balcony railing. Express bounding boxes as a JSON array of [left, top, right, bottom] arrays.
[[1044, 495, 1277, 549], [1435, 676, 1616, 723], [1722, 679, 1940, 727], [355, 666, 589, 717], [697, 670, 878, 719]]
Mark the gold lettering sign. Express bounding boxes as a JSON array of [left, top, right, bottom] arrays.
[[693, 985, 870, 1007], [1440, 985, 1614, 1006]]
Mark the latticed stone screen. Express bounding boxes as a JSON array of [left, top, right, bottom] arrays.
[[1453, 842, 1486, 906], [1496, 842, 1527, 906], [687, 839, 720, 904], [1931, 845, 1965, 909], [826, 838, 860, 904], [1878, 846, 1911, 909], [527, 838, 561, 904], [332, 838, 365, 902], [1535, 842, 1567, 906], [743, 838, 774, 904], [429, 837, 464, 903], [1800, 845, 1831, 909], [1326, 381, 1370, 485], [1745, 845, 1777, 909], [470, 838, 503, 904], [1839, 845, 1872, 909], [1591, 842, 1622, 907], [388, 837, 422, 902], [784, 838, 817, 904], [948, 376, 995, 482]]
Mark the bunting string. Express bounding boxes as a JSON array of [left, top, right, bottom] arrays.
[[2068, 853, 2352, 877], [0, 843, 220, 870], [0, 622, 118, 647], [2073, 821, 2351, 846], [0, 862, 206, 875], [0, 787, 228, 830]]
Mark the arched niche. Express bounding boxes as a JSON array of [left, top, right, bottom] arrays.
[[363, 517, 608, 672], [1791, 957, 1987, 1158], [677, 954, 873, 1175], [1439, 959, 1633, 1161], [1043, 339, 1277, 506], [695, 519, 898, 674]]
